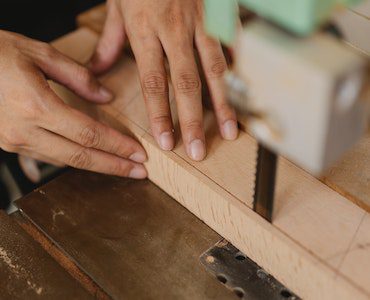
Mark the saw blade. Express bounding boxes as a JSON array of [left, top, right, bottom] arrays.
[[253, 144, 278, 222]]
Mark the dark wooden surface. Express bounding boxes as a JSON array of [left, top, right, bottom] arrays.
[[16, 170, 235, 300], [0, 211, 92, 300]]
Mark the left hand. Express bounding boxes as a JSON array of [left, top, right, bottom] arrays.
[[89, 0, 238, 161]]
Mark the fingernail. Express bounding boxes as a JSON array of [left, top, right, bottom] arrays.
[[99, 86, 113, 102], [159, 131, 174, 151], [222, 120, 238, 140], [189, 139, 206, 161], [129, 152, 147, 163], [129, 165, 148, 179]]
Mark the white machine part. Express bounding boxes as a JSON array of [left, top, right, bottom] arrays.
[[233, 20, 369, 175]]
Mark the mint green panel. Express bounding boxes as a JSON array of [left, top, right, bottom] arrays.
[[239, 0, 362, 35], [239, 0, 337, 36], [204, 0, 238, 45], [204, 0, 363, 44]]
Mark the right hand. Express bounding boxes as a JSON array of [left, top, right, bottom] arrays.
[[0, 30, 147, 179], [89, 0, 239, 161]]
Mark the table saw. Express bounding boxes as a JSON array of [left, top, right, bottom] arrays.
[[1, 1, 370, 299]]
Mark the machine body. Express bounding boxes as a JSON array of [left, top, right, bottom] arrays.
[[205, 0, 369, 221]]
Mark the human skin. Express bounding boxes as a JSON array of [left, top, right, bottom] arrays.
[[0, 30, 147, 179], [89, 0, 239, 161]]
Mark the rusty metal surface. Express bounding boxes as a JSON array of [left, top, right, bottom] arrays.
[[200, 240, 299, 300], [0, 211, 92, 300], [16, 170, 235, 300], [11, 211, 110, 300]]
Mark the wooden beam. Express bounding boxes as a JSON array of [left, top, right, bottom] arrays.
[[334, 2, 370, 55], [75, 4, 370, 213], [50, 28, 370, 299], [323, 134, 370, 212], [76, 4, 106, 34]]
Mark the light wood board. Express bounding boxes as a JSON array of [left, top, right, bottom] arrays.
[[76, 3, 370, 213], [76, 4, 106, 34], [49, 28, 370, 300]]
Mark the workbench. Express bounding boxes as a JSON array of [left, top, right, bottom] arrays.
[[1, 4, 370, 300], [1, 171, 239, 299]]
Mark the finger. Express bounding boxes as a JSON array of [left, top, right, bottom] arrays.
[[18, 155, 43, 183], [38, 92, 147, 163], [195, 28, 238, 140], [89, 0, 126, 74], [129, 34, 174, 151], [33, 129, 147, 179], [19, 151, 65, 167], [35, 46, 113, 104], [161, 35, 205, 161], [18, 153, 64, 183]]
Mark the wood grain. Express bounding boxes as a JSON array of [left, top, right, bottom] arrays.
[[48, 28, 370, 300], [76, 4, 106, 34], [76, 3, 370, 213], [323, 134, 370, 212]]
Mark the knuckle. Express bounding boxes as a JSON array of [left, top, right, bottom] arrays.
[[165, 5, 185, 27], [75, 66, 94, 86], [209, 57, 227, 78], [176, 73, 200, 95], [112, 161, 132, 177], [0, 144, 16, 153], [108, 138, 132, 158], [183, 119, 203, 131], [142, 72, 167, 98], [108, 139, 122, 156], [23, 98, 47, 121], [68, 149, 92, 169], [127, 12, 150, 36], [79, 124, 101, 148], [134, 11, 150, 28], [1, 130, 26, 150], [39, 42, 57, 60], [0, 139, 16, 153], [151, 114, 171, 125], [215, 101, 233, 115]]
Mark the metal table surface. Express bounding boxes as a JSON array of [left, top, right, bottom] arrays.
[[0, 211, 92, 300], [15, 170, 236, 300]]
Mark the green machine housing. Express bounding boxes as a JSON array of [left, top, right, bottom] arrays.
[[205, 0, 362, 44]]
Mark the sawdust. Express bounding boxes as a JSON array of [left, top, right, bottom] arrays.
[[206, 255, 215, 263], [0, 246, 43, 295], [0, 246, 19, 275], [52, 209, 65, 223], [27, 280, 43, 295]]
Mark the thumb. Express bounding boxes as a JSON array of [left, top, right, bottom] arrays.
[[88, 0, 126, 75]]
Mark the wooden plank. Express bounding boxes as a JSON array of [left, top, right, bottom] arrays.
[[16, 171, 235, 300], [323, 134, 370, 212], [0, 212, 92, 299], [351, 0, 370, 18], [334, 3, 370, 55], [75, 4, 370, 212], [76, 4, 106, 34], [75, 2, 370, 54], [49, 28, 370, 299]]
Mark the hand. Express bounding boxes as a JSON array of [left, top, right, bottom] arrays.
[[0, 30, 147, 179], [89, 0, 238, 161]]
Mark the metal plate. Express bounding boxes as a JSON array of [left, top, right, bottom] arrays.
[[16, 170, 235, 299], [200, 240, 300, 300], [0, 211, 92, 300]]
